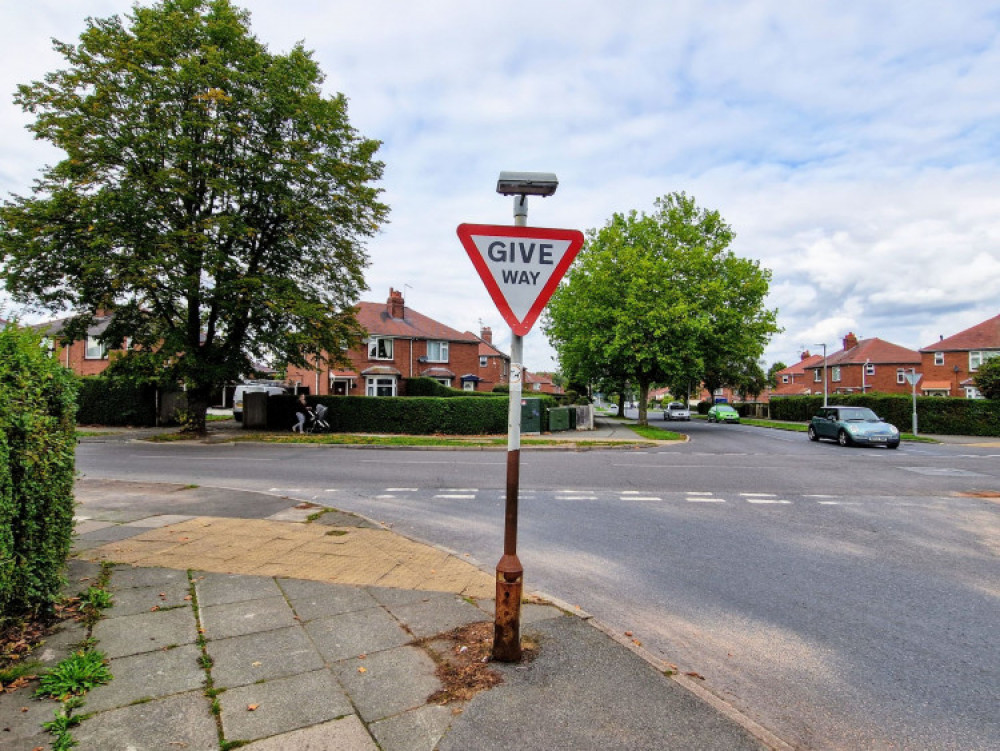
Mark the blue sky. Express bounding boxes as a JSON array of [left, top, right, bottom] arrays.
[[2, 1, 998, 372]]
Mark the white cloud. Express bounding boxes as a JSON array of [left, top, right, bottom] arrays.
[[2, 0, 999, 371]]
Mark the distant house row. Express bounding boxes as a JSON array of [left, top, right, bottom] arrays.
[[25, 288, 566, 397], [769, 313, 1000, 401]]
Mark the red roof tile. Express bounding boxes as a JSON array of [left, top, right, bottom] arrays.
[[920, 313, 1000, 352], [355, 301, 479, 343], [812, 337, 920, 367]]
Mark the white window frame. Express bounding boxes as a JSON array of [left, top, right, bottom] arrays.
[[813, 369, 822, 382], [85, 335, 109, 360], [367, 337, 393, 360], [865, 362, 875, 376], [896, 368, 906, 384], [433, 377, 451, 387], [463, 381, 475, 391], [969, 350, 998, 371], [934, 352, 944, 366], [365, 376, 396, 397], [831, 366, 841, 382], [480, 355, 488, 368], [426, 340, 449, 363]]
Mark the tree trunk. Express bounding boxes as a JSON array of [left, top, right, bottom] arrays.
[[183, 383, 212, 435], [637, 381, 650, 426]]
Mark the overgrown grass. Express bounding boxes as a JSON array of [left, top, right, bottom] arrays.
[[35, 650, 112, 699]]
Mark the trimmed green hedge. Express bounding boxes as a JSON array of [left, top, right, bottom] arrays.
[[770, 394, 1000, 436], [308, 395, 511, 434], [403, 377, 499, 397], [76, 377, 158, 427], [0, 324, 78, 623]]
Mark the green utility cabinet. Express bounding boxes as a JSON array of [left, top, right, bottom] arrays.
[[520, 398, 542, 434], [548, 406, 575, 432]]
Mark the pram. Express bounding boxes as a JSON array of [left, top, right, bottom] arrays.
[[292, 403, 331, 433]]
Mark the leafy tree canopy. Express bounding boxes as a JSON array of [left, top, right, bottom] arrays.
[[767, 361, 788, 388], [0, 0, 388, 431], [543, 192, 779, 425], [973, 355, 1000, 399]]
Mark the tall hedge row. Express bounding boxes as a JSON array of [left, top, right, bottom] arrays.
[[76, 377, 158, 426], [308, 395, 511, 434], [770, 394, 1000, 436], [0, 325, 78, 623]]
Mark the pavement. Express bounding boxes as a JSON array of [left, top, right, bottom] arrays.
[[1, 472, 778, 751]]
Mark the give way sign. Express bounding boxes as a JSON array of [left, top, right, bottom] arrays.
[[457, 223, 584, 336]]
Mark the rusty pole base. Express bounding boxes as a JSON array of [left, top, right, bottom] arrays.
[[492, 554, 523, 662]]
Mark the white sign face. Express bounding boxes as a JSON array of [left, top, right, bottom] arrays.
[[904, 372, 923, 386], [457, 224, 584, 336]]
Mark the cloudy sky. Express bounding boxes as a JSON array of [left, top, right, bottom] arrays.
[[2, 1, 998, 372]]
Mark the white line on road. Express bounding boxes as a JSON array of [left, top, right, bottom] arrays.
[[433, 494, 476, 500], [746, 499, 792, 504], [385, 488, 417, 492]]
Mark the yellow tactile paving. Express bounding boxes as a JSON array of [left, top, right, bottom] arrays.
[[80, 516, 495, 598]]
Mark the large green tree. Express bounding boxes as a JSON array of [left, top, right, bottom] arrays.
[[0, 0, 387, 432], [543, 192, 779, 426], [973, 355, 1000, 399]]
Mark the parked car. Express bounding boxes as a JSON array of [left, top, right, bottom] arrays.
[[808, 406, 900, 448], [706, 404, 740, 423], [664, 402, 691, 421], [233, 382, 289, 422]]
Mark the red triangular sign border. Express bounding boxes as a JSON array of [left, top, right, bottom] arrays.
[[457, 223, 585, 336]]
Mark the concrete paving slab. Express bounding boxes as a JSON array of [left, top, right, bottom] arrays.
[[33, 619, 88, 666], [74, 519, 115, 535], [84, 644, 205, 713], [304, 607, 412, 662], [199, 596, 297, 640], [194, 571, 284, 606], [219, 669, 353, 742], [332, 646, 441, 723], [109, 565, 189, 590], [208, 626, 324, 688], [76, 507, 159, 523], [384, 594, 491, 639], [312, 509, 380, 528], [74, 524, 150, 543], [93, 607, 198, 658], [241, 715, 378, 750], [106, 581, 191, 617], [123, 514, 197, 528], [277, 578, 380, 621], [0, 694, 61, 746], [368, 703, 454, 751], [367, 586, 455, 608], [63, 558, 103, 588], [439, 615, 767, 751], [73, 690, 218, 751]]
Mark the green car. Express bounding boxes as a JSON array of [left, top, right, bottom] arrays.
[[706, 404, 740, 423], [808, 406, 900, 449]]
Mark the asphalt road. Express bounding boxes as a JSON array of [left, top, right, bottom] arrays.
[[76, 421, 1000, 750]]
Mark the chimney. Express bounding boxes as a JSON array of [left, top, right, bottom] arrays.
[[842, 332, 858, 351], [800, 350, 811, 360], [481, 326, 493, 344], [387, 288, 404, 319]]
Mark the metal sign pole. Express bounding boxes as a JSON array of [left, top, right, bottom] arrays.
[[493, 194, 528, 662]]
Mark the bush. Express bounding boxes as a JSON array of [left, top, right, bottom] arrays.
[[309, 395, 510, 434], [76, 377, 157, 427], [769, 393, 1000, 436], [0, 324, 78, 623]]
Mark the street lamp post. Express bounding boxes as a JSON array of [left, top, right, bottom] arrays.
[[815, 343, 828, 407]]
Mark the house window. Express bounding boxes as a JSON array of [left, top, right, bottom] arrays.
[[865, 363, 875, 376], [533, 382, 541, 391], [813, 369, 822, 382], [480, 356, 488, 368], [969, 350, 999, 371], [463, 381, 475, 391], [426, 340, 449, 362], [433, 377, 451, 387], [365, 376, 396, 397], [85, 336, 108, 360], [831, 366, 841, 382], [40, 337, 56, 358], [781, 375, 789, 383], [367, 337, 393, 360], [934, 352, 944, 366], [896, 368, 906, 384]]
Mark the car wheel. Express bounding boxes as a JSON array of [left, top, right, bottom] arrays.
[[837, 429, 852, 447], [887, 441, 900, 450], [807, 426, 819, 442]]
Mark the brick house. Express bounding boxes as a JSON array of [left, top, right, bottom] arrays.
[[770, 351, 825, 397], [471, 326, 510, 393], [30, 311, 124, 377], [286, 289, 507, 396], [523, 370, 563, 395], [805, 333, 921, 396], [919, 313, 1000, 398]]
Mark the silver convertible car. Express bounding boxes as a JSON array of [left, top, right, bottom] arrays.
[[808, 406, 900, 449]]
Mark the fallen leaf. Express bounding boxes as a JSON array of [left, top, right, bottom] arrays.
[[247, 704, 259, 711], [183, 595, 192, 601], [357, 667, 367, 674], [150, 606, 160, 612], [624, 631, 633, 637], [631, 639, 642, 647], [684, 671, 705, 680], [251, 661, 262, 667]]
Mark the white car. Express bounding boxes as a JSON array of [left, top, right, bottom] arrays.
[[233, 383, 289, 422], [664, 402, 691, 421]]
